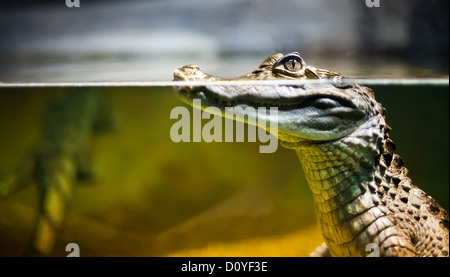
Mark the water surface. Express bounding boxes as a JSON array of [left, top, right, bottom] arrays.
[[0, 84, 447, 256]]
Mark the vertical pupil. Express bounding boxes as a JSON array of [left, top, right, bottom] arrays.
[[291, 60, 296, 69], [284, 58, 299, 71]]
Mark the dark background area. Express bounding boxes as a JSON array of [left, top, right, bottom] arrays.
[[0, 0, 448, 81]]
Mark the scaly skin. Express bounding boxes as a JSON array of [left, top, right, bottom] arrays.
[[173, 52, 449, 257]]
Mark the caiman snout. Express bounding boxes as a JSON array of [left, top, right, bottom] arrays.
[[173, 64, 200, 81], [174, 64, 218, 83]]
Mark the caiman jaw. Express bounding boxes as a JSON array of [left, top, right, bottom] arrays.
[[174, 66, 366, 143], [174, 64, 355, 109], [173, 53, 369, 143]]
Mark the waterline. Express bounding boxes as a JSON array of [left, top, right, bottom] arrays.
[[1, 78, 448, 88]]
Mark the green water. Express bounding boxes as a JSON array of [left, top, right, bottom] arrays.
[[0, 85, 448, 256]]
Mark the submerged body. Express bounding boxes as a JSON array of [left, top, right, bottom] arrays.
[[0, 88, 111, 255], [173, 52, 449, 257]]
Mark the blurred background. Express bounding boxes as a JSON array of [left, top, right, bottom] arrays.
[[0, 0, 448, 257], [0, 0, 448, 81]]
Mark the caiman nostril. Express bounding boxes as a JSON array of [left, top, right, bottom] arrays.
[[173, 69, 187, 81]]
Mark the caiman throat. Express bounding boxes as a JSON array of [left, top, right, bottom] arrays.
[[173, 52, 449, 257]]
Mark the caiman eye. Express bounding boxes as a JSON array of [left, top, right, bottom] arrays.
[[273, 52, 304, 73], [283, 58, 302, 72]]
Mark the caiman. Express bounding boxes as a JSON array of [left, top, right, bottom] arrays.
[[0, 88, 111, 256], [173, 52, 449, 257]]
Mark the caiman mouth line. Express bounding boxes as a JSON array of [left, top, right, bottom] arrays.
[[180, 85, 357, 111]]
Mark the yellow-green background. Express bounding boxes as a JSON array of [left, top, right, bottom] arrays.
[[0, 86, 448, 256]]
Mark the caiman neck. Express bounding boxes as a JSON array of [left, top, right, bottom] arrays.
[[293, 115, 385, 208], [287, 116, 388, 255]]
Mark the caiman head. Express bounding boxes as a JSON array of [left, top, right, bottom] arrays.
[[173, 52, 384, 146]]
